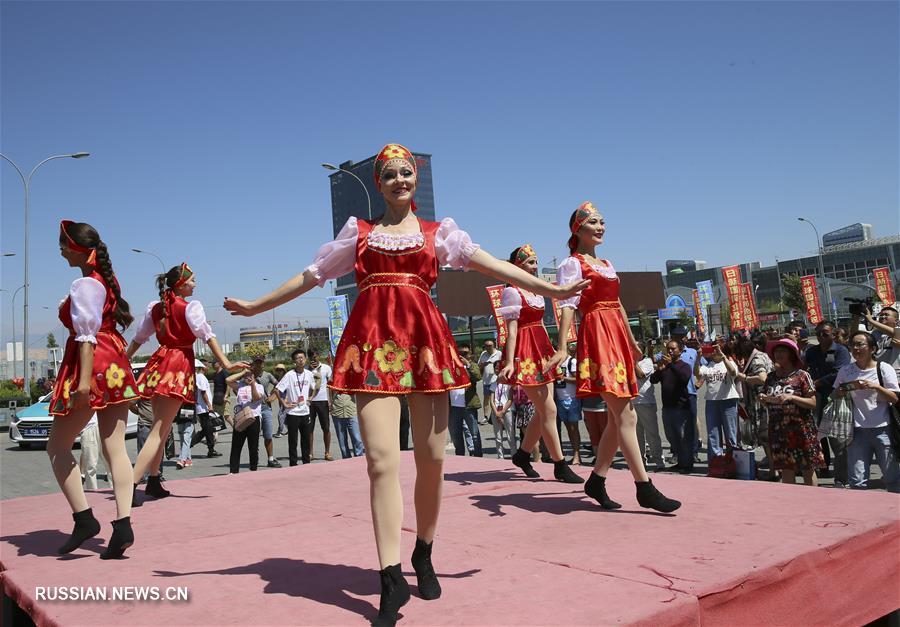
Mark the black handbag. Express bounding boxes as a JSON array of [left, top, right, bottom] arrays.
[[875, 362, 900, 453]]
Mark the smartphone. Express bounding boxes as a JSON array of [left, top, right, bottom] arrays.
[[701, 344, 716, 357], [839, 382, 856, 392]]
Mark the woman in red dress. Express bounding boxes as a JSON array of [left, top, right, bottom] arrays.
[[48, 220, 139, 559], [225, 144, 586, 626], [127, 263, 246, 503], [498, 245, 583, 483], [556, 202, 680, 513]]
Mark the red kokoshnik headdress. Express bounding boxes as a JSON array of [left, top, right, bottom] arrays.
[[514, 244, 538, 267], [568, 201, 599, 253], [163, 262, 194, 323], [373, 143, 418, 212], [59, 220, 97, 267]]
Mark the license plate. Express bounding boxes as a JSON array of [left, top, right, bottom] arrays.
[[23, 427, 48, 438]]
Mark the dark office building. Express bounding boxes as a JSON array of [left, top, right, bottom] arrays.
[[327, 152, 436, 306]]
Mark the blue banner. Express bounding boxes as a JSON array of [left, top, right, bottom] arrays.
[[326, 295, 350, 356], [696, 280, 715, 338]]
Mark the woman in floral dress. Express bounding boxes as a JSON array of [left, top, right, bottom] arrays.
[[759, 337, 824, 486], [224, 144, 586, 626], [498, 244, 583, 483], [49, 220, 139, 559], [127, 263, 246, 503], [557, 202, 680, 513]]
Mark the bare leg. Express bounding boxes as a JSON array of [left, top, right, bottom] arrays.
[[781, 469, 797, 484], [593, 395, 649, 483], [583, 410, 608, 457], [97, 404, 133, 519], [47, 407, 94, 513], [407, 393, 448, 543], [132, 396, 181, 483], [803, 469, 818, 487], [357, 393, 402, 569], [324, 428, 332, 457], [520, 384, 565, 461], [564, 422, 582, 464]]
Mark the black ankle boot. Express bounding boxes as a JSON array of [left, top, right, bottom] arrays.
[[144, 475, 170, 499], [512, 449, 540, 478], [131, 484, 143, 508], [553, 460, 585, 484], [584, 473, 622, 509], [373, 563, 410, 627], [411, 538, 441, 600], [100, 516, 134, 560], [58, 508, 101, 554], [635, 479, 681, 513]]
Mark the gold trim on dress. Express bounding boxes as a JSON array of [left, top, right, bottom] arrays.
[[359, 273, 432, 296], [328, 381, 470, 395]]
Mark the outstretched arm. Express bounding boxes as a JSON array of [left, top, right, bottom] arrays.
[[468, 249, 588, 299], [224, 269, 319, 317]]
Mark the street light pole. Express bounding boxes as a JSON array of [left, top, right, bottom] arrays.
[[1, 152, 90, 381], [797, 217, 834, 318], [131, 248, 167, 274], [322, 163, 372, 220]]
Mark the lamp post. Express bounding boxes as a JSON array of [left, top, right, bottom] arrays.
[[1, 152, 90, 381], [131, 248, 167, 273], [262, 278, 277, 350], [797, 217, 834, 317], [0, 284, 26, 378], [322, 163, 372, 220]]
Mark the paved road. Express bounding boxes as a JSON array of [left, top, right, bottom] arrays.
[[2, 386, 872, 501]]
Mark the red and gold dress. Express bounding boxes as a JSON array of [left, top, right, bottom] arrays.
[[497, 287, 559, 387], [132, 296, 214, 402], [50, 272, 138, 415], [307, 216, 480, 395], [557, 254, 638, 399]]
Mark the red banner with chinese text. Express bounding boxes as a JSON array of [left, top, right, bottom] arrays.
[[486, 285, 508, 348], [873, 267, 896, 304], [693, 289, 706, 336], [721, 265, 744, 330], [800, 275, 823, 325], [741, 283, 759, 330]]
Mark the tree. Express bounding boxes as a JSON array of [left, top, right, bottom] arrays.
[[676, 309, 696, 333], [637, 309, 655, 340], [46, 333, 58, 349], [780, 273, 806, 311]]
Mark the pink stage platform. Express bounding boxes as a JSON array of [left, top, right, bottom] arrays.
[[2, 454, 898, 626]]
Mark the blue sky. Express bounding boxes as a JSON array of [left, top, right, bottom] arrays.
[[2, 1, 898, 350]]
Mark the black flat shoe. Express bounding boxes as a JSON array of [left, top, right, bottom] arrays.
[[411, 538, 441, 600], [144, 475, 170, 499], [512, 449, 540, 478], [553, 460, 585, 484], [584, 473, 621, 509], [100, 516, 134, 560], [635, 479, 681, 513], [58, 508, 101, 554], [373, 563, 410, 627]]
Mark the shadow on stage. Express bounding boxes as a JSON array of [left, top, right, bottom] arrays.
[[154, 558, 479, 622]]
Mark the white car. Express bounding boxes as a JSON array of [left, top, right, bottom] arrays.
[[8, 365, 145, 449]]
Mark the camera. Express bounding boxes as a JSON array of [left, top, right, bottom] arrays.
[[845, 296, 874, 317]]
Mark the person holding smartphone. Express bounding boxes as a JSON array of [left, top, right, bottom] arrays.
[[227, 369, 264, 473], [833, 331, 900, 492]]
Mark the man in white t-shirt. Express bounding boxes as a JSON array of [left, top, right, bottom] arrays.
[[190, 361, 221, 457], [307, 350, 334, 461], [276, 349, 315, 466], [633, 341, 663, 471], [491, 381, 515, 459], [478, 340, 501, 424], [833, 331, 900, 493]]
